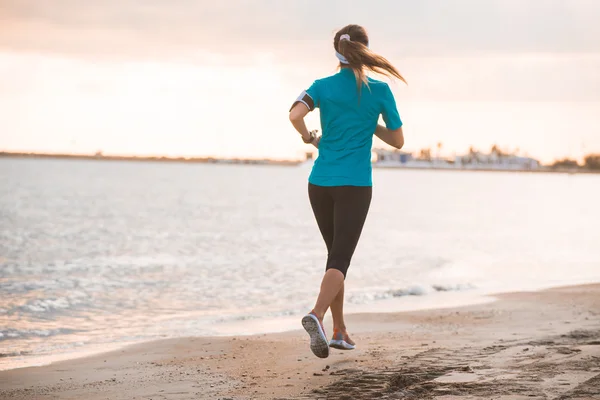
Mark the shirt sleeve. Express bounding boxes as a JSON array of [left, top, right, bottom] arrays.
[[289, 80, 320, 112], [381, 84, 402, 130]]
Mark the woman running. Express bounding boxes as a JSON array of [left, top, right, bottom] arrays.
[[288, 24, 406, 359]]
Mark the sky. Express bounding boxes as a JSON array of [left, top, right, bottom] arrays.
[[1, 0, 599, 162]]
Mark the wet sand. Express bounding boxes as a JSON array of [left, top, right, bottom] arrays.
[[1, 284, 599, 399]]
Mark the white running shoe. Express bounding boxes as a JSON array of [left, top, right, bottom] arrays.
[[301, 312, 329, 359], [329, 329, 356, 350]]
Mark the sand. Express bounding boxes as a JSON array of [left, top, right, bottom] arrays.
[[1, 284, 599, 399]]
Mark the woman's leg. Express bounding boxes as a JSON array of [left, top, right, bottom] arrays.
[[313, 186, 372, 322], [330, 282, 356, 347], [330, 281, 349, 333], [308, 183, 338, 321], [308, 183, 334, 253], [327, 186, 372, 339], [312, 269, 344, 321], [304, 184, 338, 358]]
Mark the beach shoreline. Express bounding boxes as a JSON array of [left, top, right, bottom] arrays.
[[0, 287, 497, 373], [1, 283, 599, 399], [2, 152, 599, 175]]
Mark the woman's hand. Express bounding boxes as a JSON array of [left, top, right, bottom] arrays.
[[311, 134, 321, 149]]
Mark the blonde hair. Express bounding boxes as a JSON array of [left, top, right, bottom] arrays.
[[335, 24, 407, 91]]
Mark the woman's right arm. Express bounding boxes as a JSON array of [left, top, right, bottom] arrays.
[[289, 103, 320, 148], [375, 124, 404, 149]]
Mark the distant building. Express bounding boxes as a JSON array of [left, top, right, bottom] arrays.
[[372, 148, 453, 169], [455, 150, 540, 170], [373, 148, 413, 164], [372, 147, 540, 171]]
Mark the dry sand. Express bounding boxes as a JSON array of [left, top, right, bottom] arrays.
[[1, 284, 599, 399]]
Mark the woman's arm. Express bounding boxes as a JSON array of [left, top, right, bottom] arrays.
[[374, 124, 404, 149], [289, 103, 320, 148]]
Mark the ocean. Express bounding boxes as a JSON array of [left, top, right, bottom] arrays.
[[1, 157, 599, 370]]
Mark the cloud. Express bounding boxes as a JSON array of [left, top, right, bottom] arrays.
[[1, 0, 599, 60]]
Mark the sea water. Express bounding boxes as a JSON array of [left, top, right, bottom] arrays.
[[1, 157, 599, 369]]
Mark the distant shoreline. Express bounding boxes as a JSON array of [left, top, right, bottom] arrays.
[[0, 152, 301, 167], [1, 152, 598, 174], [372, 164, 599, 175]]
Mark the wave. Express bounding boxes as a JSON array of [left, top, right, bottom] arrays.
[[0, 328, 78, 341], [348, 283, 476, 304], [214, 283, 476, 324], [3, 292, 91, 315], [0, 351, 31, 358]]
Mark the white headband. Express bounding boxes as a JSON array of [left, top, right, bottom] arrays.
[[335, 34, 351, 64]]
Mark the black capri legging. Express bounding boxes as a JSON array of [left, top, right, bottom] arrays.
[[308, 183, 372, 278]]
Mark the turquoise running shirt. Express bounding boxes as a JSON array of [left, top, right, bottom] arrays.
[[292, 68, 402, 187]]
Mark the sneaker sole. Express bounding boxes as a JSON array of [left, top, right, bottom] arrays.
[[301, 314, 329, 359], [329, 339, 356, 350]]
